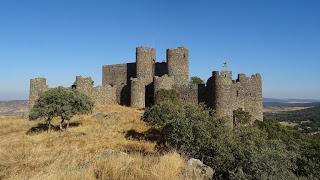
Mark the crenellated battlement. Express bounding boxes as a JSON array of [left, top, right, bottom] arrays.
[[29, 46, 263, 127]]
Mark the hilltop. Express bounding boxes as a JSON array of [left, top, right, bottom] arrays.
[[0, 105, 186, 179]]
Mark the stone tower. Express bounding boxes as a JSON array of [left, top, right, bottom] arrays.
[[29, 78, 48, 109], [210, 71, 234, 127], [209, 71, 263, 127], [130, 77, 145, 108], [29, 46, 263, 126], [136, 47, 156, 85], [167, 47, 189, 86]]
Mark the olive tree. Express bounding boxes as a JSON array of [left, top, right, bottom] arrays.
[[29, 87, 94, 131]]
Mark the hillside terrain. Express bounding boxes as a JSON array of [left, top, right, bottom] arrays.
[[265, 105, 320, 133], [0, 105, 186, 179], [0, 100, 28, 116]]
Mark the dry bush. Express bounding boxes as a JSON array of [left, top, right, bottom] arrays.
[[0, 105, 186, 179]]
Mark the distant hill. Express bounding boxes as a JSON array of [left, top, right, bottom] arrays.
[[264, 102, 320, 108], [265, 105, 320, 133], [0, 100, 28, 116], [263, 98, 320, 103]]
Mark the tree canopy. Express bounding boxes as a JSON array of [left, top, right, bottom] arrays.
[[29, 87, 94, 130], [143, 103, 320, 179], [189, 76, 204, 87]]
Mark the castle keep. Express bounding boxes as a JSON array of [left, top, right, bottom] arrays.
[[29, 47, 263, 126]]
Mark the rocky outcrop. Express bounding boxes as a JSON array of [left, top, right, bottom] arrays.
[[183, 158, 214, 180]]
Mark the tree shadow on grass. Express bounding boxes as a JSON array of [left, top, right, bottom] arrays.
[[26, 121, 81, 135], [125, 128, 169, 153]]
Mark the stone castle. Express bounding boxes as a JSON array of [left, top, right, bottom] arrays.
[[29, 47, 263, 126]]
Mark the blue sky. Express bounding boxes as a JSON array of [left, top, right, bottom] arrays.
[[0, 0, 319, 100]]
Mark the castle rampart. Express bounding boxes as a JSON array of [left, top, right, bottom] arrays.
[[207, 71, 263, 127], [74, 76, 117, 105], [29, 46, 263, 127]]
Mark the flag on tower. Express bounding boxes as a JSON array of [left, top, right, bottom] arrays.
[[222, 62, 228, 68]]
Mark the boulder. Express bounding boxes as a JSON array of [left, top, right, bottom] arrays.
[[183, 158, 214, 180], [93, 113, 106, 120]]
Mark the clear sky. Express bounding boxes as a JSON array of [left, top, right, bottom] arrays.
[[0, 0, 319, 100]]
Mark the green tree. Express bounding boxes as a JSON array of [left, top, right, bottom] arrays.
[[154, 89, 180, 105], [143, 103, 301, 179], [29, 87, 94, 131], [189, 76, 204, 87], [233, 108, 252, 126]]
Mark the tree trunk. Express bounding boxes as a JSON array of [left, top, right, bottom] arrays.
[[48, 122, 51, 131], [47, 119, 51, 132], [60, 119, 65, 131], [67, 120, 70, 129]]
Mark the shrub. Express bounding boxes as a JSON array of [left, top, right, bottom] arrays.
[[233, 108, 252, 126], [189, 76, 204, 87], [143, 102, 184, 127], [154, 89, 180, 105], [29, 87, 94, 130], [143, 103, 305, 179]]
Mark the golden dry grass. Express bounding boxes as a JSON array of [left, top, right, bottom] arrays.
[[0, 105, 186, 180]]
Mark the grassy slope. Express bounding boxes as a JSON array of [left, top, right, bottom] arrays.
[[0, 105, 185, 180]]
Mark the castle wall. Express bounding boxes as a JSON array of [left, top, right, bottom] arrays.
[[102, 63, 136, 105], [167, 47, 189, 86], [236, 74, 263, 122], [91, 85, 117, 105], [153, 75, 174, 93], [29, 78, 48, 109], [75, 76, 117, 105], [174, 85, 198, 105], [155, 62, 168, 77], [102, 63, 136, 86], [197, 83, 208, 105], [29, 47, 263, 126], [210, 71, 234, 127], [130, 78, 145, 108], [136, 47, 155, 85], [209, 71, 263, 127]]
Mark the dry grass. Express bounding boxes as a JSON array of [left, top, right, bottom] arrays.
[[0, 105, 186, 180]]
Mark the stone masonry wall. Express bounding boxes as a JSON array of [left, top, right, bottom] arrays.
[[153, 75, 174, 94], [75, 76, 116, 105], [136, 47, 155, 85], [102, 63, 136, 86], [167, 47, 189, 86], [209, 71, 263, 127], [174, 85, 198, 105], [102, 63, 136, 105], [29, 46, 263, 125], [29, 78, 48, 109], [155, 62, 168, 77], [130, 78, 145, 108]]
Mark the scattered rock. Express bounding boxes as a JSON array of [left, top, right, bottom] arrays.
[[103, 149, 129, 158], [183, 158, 214, 180], [93, 113, 106, 120], [93, 112, 120, 120]]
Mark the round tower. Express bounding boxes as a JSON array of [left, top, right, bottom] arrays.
[[130, 78, 145, 108], [211, 71, 234, 127], [29, 78, 48, 110], [136, 47, 155, 85], [167, 47, 189, 86]]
